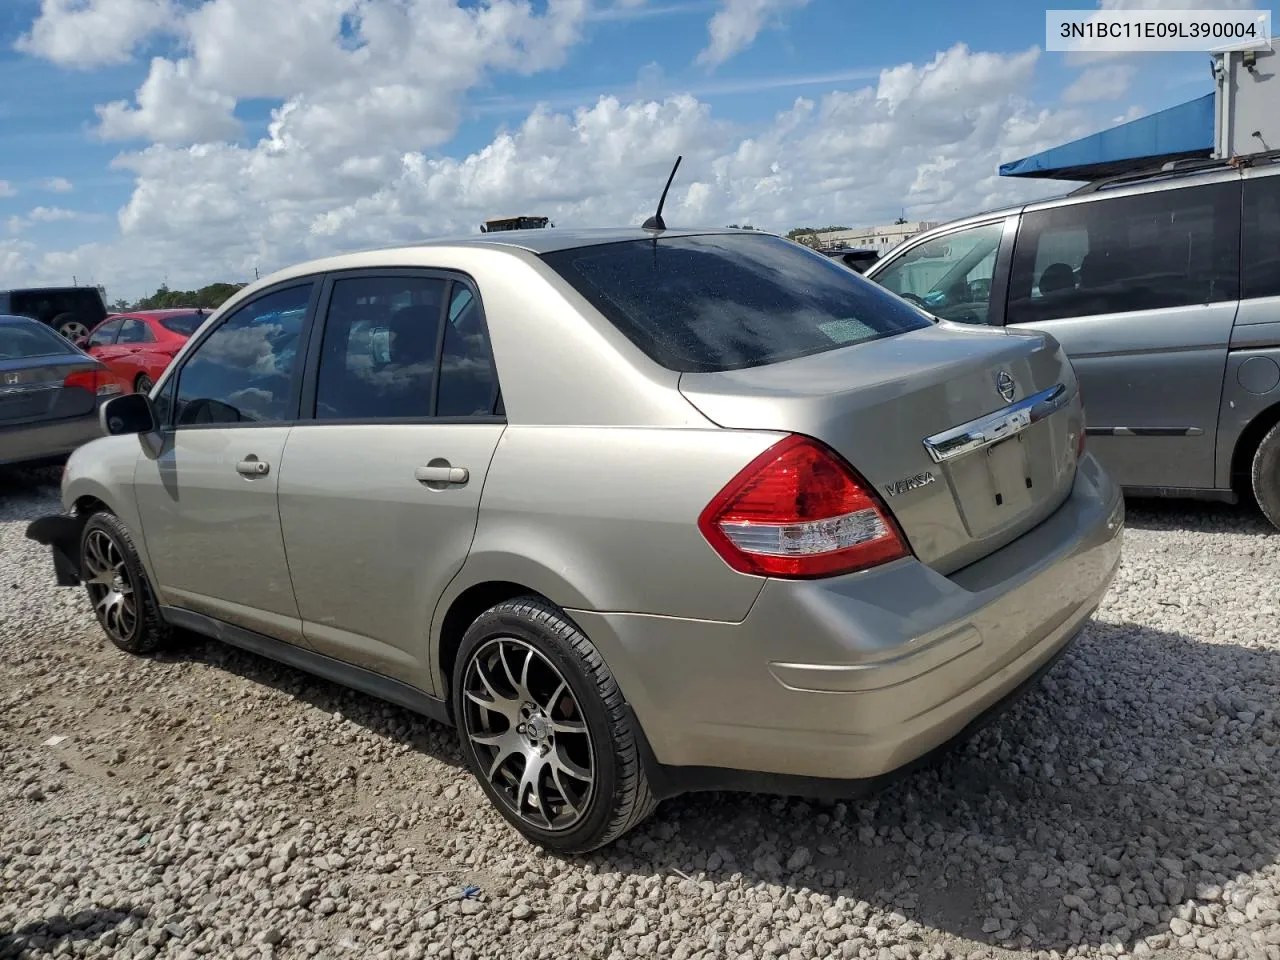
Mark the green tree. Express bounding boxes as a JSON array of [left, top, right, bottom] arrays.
[[134, 281, 248, 311]]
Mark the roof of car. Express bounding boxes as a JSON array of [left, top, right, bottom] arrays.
[[0, 313, 45, 326], [394, 226, 746, 255]]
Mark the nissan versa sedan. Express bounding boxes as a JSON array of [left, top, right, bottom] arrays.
[[27, 227, 1124, 852]]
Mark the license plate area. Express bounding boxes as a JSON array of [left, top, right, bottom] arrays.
[[945, 434, 1037, 537]]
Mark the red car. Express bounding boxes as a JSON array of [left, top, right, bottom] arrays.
[[79, 309, 208, 394]]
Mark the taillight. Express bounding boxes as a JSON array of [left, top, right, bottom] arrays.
[[698, 434, 910, 579], [64, 370, 123, 398]]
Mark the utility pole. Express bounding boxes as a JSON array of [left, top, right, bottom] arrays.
[[254, 266, 260, 280]]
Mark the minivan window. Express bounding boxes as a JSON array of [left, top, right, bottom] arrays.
[[173, 283, 312, 426], [541, 234, 932, 373], [874, 221, 1005, 325], [1007, 181, 1240, 324], [1243, 174, 1280, 300]]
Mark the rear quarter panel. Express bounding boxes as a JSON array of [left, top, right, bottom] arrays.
[[1217, 316, 1280, 488]]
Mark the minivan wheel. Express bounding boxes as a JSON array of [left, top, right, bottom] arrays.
[[80, 512, 171, 654], [453, 597, 657, 853], [1251, 421, 1280, 531]]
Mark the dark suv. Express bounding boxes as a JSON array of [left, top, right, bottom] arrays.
[[0, 286, 108, 343]]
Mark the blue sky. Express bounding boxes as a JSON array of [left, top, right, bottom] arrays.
[[0, 0, 1231, 300]]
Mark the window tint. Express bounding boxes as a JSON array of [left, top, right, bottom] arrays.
[[315, 276, 445, 420], [116, 319, 155, 344], [174, 283, 312, 426], [87, 319, 123, 348], [874, 221, 1005, 325], [541, 233, 932, 373], [1243, 175, 1280, 300], [437, 283, 500, 418], [0, 322, 73, 359], [152, 368, 178, 426], [160, 313, 205, 337], [1007, 182, 1240, 324]]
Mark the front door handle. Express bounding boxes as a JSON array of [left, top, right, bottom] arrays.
[[236, 457, 270, 477], [415, 465, 469, 485]]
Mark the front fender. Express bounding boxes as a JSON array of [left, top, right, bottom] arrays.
[[59, 436, 155, 584]]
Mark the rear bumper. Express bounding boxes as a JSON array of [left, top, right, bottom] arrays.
[[0, 412, 102, 468], [570, 453, 1124, 791]]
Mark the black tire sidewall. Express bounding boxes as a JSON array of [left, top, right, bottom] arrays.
[[136, 375, 153, 394], [80, 512, 156, 653], [452, 603, 623, 851], [1253, 423, 1280, 530]]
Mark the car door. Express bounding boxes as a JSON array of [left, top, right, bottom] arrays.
[[84, 317, 124, 359], [870, 217, 1015, 327], [276, 270, 505, 689], [1003, 177, 1242, 490], [112, 318, 154, 386], [132, 280, 321, 642]]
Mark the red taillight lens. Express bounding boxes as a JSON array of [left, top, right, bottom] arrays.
[[698, 434, 910, 579], [64, 370, 122, 397]]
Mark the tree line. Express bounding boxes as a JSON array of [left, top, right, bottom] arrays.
[[110, 282, 248, 313]]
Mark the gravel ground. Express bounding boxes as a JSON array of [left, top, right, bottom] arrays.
[[2, 465, 1278, 960]]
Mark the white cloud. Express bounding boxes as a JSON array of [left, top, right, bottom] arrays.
[[0, 181, 16, 198], [96, 57, 241, 143], [42, 177, 74, 193], [696, 0, 810, 68], [28, 207, 81, 223], [15, 0, 175, 69], [9, 43, 1090, 301], [1062, 64, 1136, 102]]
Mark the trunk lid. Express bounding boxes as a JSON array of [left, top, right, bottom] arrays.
[[0, 355, 101, 425], [679, 322, 1084, 575]]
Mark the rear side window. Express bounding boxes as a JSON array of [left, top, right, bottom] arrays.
[[160, 314, 205, 336], [1007, 181, 1240, 324], [541, 234, 932, 373], [117, 319, 155, 344], [1243, 175, 1280, 300], [0, 322, 71, 359]]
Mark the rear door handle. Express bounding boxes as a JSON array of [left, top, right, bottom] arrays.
[[415, 465, 469, 485], [236, 458, 270, 477]]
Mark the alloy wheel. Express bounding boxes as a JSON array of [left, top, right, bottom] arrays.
[[461, 637, 595, 831], [58, 320, 90, 342], [83, 529, 138, 644], [136, 375, 154, 394]]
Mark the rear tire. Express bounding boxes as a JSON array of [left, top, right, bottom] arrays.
[[80, 512, 171, 655], [1252, 422, 1280, 531], [452, 596, 658, 853]]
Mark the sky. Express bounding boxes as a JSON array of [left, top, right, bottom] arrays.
[[0, 0, 1251, 303]]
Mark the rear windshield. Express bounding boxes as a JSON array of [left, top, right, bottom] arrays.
[[160, 313, 204, 336], [0, 321, 73, 360], [540, 233, 932, 372]]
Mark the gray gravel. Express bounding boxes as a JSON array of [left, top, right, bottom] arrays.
[[2, 465, 1278, 960]]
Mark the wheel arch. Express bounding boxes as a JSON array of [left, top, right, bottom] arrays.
[[1229, 397, 1280, 501]]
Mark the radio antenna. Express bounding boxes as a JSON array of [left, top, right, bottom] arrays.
[[642, 155, 682, 232]]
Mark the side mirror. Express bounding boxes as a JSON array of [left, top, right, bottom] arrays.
[[99, 393, 158, 437]]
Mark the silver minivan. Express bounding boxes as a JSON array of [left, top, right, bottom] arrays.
[[865, 156, 1280, 528]]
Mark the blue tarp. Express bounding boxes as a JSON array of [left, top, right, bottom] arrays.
[[999, 93, 1215, 181]]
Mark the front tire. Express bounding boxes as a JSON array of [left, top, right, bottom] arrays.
[[54, 314, 90, 342], [80, 512, 171, 654], [452, 597, 657, 853], [135, 373, 154, 395], [1251, 422, 1280, 531]]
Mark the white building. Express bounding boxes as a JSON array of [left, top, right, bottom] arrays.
[[804, 221, 939, 253]]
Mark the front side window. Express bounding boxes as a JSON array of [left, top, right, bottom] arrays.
[[875, 221, 1005, 325], [1007, 181, 1240, 324], [541, 233, 931, 373], [315, 276, 446, 420], [173, 283, 312, 426], [1243, 174, 1280, 300], [87, 319, 123, 348], [117, 319, 155, 344]]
